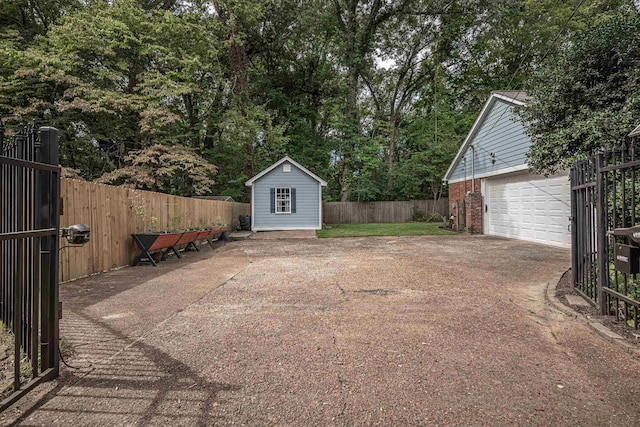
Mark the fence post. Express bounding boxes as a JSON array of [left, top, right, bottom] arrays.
[[35, 127, 60, 376], [596, 152, 607, 315]]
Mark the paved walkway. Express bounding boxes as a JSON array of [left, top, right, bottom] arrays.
[[3, 236, 640, 425]]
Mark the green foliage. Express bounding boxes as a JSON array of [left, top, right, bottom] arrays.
[[97, 144, 217, 196], [521, 6, 640, 174], [203, 104, 289, 201], [0, 0, 633, 199], [412, 206, 427, 222], [427, 212, 444, 223], [1, 0, 223, 181]]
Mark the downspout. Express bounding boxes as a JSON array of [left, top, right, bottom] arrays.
[[470, 145, 475, 192], [463, 157, 466, 194]]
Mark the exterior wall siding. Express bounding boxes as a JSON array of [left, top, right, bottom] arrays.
[[253, 161, 321, 230], [448, 101, 530, 182]]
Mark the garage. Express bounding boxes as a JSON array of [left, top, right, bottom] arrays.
[[483, 172, 571, 248]]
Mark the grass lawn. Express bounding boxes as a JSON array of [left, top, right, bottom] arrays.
[[316, 222, 457, 238]]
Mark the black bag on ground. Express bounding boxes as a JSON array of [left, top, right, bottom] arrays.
[[239, 215, 251, 231]]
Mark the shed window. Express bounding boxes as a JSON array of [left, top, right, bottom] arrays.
[[283, 164, 291, 172], [276, 188, 291, 213]]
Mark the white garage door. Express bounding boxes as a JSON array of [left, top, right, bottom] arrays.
[[484, 173, 571, 248]]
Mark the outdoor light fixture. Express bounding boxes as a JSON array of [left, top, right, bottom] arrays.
[[60, 224, 91, 245]]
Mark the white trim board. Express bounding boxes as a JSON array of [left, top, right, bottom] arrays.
[[318, 185, 323, 229], [250, 185, 255, 230], [446, 164, 529, 184]]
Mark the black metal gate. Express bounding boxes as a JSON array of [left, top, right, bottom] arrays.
[[0, 121, 61, 410], [570, 141, 640, 329], [570, 159, 599, 304]]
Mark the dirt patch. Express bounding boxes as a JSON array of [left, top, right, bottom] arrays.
[[556, 269, 640, 345]]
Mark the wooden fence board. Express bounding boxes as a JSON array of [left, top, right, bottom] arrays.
[[58, 179, 250, 282], [322, 199, 448, 224]]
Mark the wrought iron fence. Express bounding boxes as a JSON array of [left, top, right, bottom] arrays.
[[0, 120, 61, 411], [570, 159, 598, 304], [571, 139, 640, 329]]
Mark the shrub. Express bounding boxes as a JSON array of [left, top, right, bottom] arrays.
[[427, 212, 444, 223], [412, 206, 427, 222]]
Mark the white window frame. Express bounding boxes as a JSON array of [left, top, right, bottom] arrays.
[[276, 187, 291, 214]]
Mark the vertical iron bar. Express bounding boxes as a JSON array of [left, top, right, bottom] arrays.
[[13, 131, 25, 392], [571, 167, 578, 289], [597, 152, 608, 315], [622, 145, 629, 323], [31, 238, 40, 377], [580, 162, 586, 295], [592, 160, 597, 301], [632, 145, 636, 226], [1, 122, 5, 327], [36, 127, 60, 375], [590, 187, 595, 299], [612, 151, 619, 317]]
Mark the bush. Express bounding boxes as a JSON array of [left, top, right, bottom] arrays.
[[427, 212, 444, 223], [412, 206, 427, 222]]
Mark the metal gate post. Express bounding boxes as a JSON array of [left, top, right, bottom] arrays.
[[570, 167, 578, 290], [35, 127, 60, 376], [596, 152, 608, 315]]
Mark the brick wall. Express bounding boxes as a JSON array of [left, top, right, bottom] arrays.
[[465, 192, 483, 234], [447, 179, 480, 230]]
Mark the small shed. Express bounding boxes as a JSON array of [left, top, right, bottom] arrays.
[[245, 156, 327, 231]]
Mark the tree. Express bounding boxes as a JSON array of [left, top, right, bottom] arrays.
[[363, 3, 445, 190], [243, 0, 340, 182], [1, 0, 224, 180], [440, 0, 629, 113], [97, 144, 217, 196], [330, 0, 413, 201], [520, 6, 640, 174]]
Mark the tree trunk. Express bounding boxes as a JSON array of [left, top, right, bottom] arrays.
[[212, 0, 254, 178], [228, 32, 253, 178], [386, 112, 399, 185], [340, 160, 350, 202], [230, 34, 249, 101]]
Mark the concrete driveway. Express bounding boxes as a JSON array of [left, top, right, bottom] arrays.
[[4, 235, 640, 426]]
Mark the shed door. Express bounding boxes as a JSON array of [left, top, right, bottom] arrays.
[[484, 172, 571, 248]]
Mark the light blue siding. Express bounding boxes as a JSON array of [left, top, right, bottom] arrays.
[[449, 101, 530, 182], [253, 161, 321, 230]]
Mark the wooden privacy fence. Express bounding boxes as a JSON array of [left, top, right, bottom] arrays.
[[323, 199, 448, 224], [58, 179, 249, 282]]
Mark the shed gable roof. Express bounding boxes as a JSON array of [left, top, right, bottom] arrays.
[[443, 91, 528, 182], [245, 156, 328, 187]]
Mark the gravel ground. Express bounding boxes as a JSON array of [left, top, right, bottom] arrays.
[[4, 235, 640, 426]]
